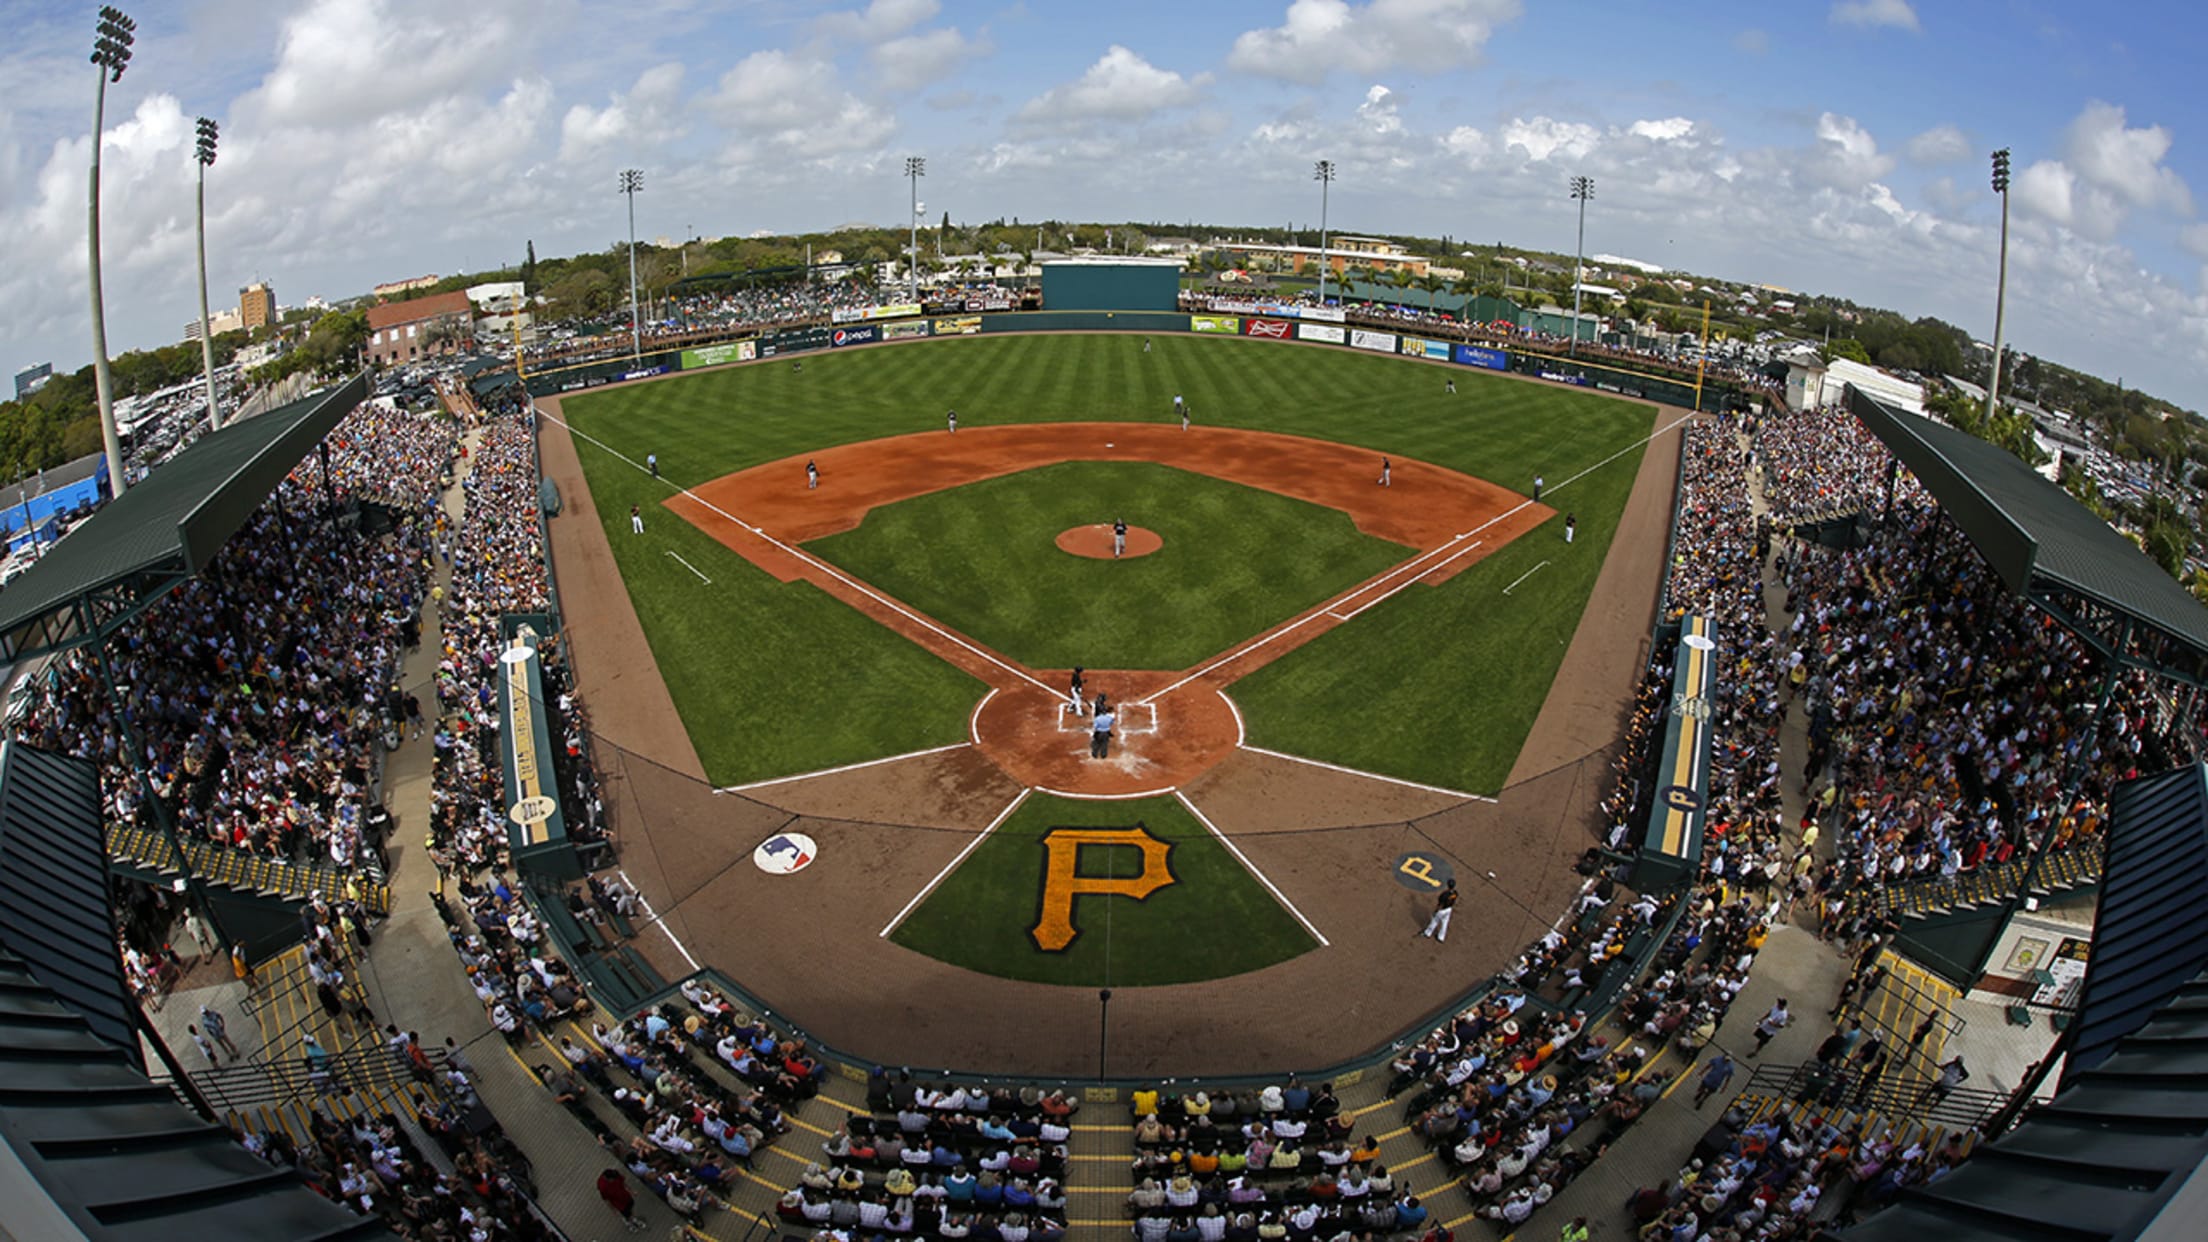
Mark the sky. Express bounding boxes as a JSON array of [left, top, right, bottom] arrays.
[[3, 0, 2206, 409]]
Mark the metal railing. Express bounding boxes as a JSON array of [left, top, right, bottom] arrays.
[[170, 1045, 449, 1115], [1735, 1060, 2014, 1136]]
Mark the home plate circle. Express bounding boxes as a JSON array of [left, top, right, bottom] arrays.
[[753, 831, 818, 875]]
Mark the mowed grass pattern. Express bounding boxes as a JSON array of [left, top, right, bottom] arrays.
[[562, 334, 1654, 788], [889, 793, 1316, 986], [806, 461, 1411, 670]]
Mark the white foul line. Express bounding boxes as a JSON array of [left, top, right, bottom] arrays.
[[665, 550, 712, 584], [538, 406, 1057, 697], [618, 868, 701, 973], [1328, 541, 1482, 620], [1502, 560, 1550, 596], [879, 788, 1031, 938], [1173, 789, 1329, 948], [1135, 408, 1694, 708], [716, 741, 971, 794], [1239, 744, 1495, 803]]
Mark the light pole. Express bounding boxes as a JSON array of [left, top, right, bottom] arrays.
[[193, 117, 220, 433], [1568, 175, 1594, 356], [1097, 988, 1112, 1081], [619, 169, 643, 358], [1313, 160, 1336, 303], [88, 6, 135, 497], [905, 156, 926, 302], [1985, 149, 2012, 425]]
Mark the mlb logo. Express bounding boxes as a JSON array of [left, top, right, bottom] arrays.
[[752, 831, 820, 875]]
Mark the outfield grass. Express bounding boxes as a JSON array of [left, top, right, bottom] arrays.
[[889, 793, 1316, 985], [806, 461, 1410, 670], [561, 333, 1654, 786]]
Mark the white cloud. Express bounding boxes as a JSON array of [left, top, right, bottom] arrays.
[[1808, 112, 1894, 187], [707, 51, 892, 160], [1628, 117, 1696, 143], [1905, 123, 1970, 165], [873, 28, 988, 93], [239, 0, 529, 131], [1830, 0, 1920, 32], [1358, 85, 1404, 137], [1228, 0, 1522, 85], [1016, 46, 1201, 127], [2182, 223, 2208, 259], [817, 0, 939, 44], [559, 63, 685, 162], [2009, 158, 2128, 241], [1501, 116, 1599, 162], [2062, 100, 2193, 214], [1733, 28, 1769, 55]]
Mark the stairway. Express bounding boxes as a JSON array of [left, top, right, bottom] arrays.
[[107, 822, 392, 917], [1871, 839, 2103, 923]]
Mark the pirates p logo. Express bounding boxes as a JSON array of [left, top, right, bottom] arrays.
[[1030, 825, 1175, 952]]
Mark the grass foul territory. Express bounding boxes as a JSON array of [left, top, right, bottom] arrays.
[[888, 792, 1317, 986], [807, 461, 1409, 670]]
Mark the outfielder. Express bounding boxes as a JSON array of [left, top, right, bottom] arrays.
[[1420, 881, 1458, 942], [947, 408, 958, 433], [630, 504, 644, 535]]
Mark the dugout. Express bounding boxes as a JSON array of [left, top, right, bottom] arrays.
[[1040, 256, 1183, 312]]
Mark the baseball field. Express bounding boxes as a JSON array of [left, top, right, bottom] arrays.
[[556, 332, 1655, 796]]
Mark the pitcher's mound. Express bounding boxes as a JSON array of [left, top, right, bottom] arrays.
[[1056, 524, 1162, 560]]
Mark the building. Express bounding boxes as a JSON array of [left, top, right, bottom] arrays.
[[183, 309, 244, 342], [365, 291, 472, 366], [237, 282, 274, 330], [465, 281, 533, 342], [373, 274, 441, 299], [1213, 240, 1430, 280], [12, 363, 52, 400], [1783, 348, 1924, 415]]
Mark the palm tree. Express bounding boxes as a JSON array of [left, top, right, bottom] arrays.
[[1419, 272, 1451, 314]]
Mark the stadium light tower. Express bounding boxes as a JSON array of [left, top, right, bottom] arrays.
[[88, 5, 136, 497], [906, 156, 927, 302], [1568, 175, 1594, 357], [193, 117, 220, 433], [1985, 149, 2012, 425], [1313, 159, 1336, 303], [619, 169, 643, 358]]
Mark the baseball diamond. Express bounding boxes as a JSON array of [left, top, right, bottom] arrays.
[[540, 329, 1674, 1073]]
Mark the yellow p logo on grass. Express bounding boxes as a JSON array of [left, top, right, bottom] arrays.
[[1030, 825, 1175, 952]]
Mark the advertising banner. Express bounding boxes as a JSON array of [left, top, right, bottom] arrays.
[[1191, 315, 1241, 334], [829, 302, 923, 324], [1208, 299, 1262, 315], [1243, 318, 1292, 339], [1538, 369, 1590, 387], [883, 320, 933, 341], [1399, 337, 1451, 361], [1351, 329, 1398, 353], [830, 325, 879, 347], [965, 294, 1014, 312], [620, 365, 669, 381], [680, 340, 758, 369], [1297, 323, 1347, 344], [1300, 305, 1347, 323], [933, 316, 983, 336], [1453, 344, 1508, 371]]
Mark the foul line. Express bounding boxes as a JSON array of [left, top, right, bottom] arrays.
[[1239, 744, 1494, 803], [716, 742, 971, 794], [618, 868, 701, 973], [879, 788, 1031, 938], [1328, 541, 1481, 620], [1135, 408, 1697, 708], [1173, 789, 1329, 947], [539, 406, 1057, 697], [1502, 560, 1550, 595], [665, 549, 712, 584]]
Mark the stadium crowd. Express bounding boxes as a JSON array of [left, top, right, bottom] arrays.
[[523, 279, 880, 368]]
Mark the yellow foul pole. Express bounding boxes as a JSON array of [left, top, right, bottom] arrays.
[[1693, 300, 1711, 412]]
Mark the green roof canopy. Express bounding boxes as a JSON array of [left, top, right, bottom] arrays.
[[1849, 386, 2208, 687], [0, 373, 368, 662]]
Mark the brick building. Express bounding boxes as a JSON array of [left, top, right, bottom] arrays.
[[238, 281, 275, 330], [366, 292, 472, 366]]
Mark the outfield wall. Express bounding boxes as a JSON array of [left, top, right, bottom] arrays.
[[522, 303, 1758, 410]]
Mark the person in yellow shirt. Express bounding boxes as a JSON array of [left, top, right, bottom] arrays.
[[1131, 1085, 1160, 1118]]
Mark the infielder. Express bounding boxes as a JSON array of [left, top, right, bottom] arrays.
[[1420, 881, 1458, 942], [947, 409, 958, 433], [806, 460, 819, 490], [1378, 458, 1391, 488], [1564, 513, 1577, 543], [1180, 404, 1190, 432], [1113, 518, 1128, 557], [1533, 474, 1545, 502]]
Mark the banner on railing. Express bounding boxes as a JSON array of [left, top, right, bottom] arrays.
[[1243, 318, 1292, 339], [1351, 329, 1397, 353], [830, 302, 924, 324], [1399, 336, 1451, 361], [1297, 323, 1347, 344]]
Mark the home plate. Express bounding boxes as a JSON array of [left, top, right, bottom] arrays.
[[1107, 442, 1115, 447]]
